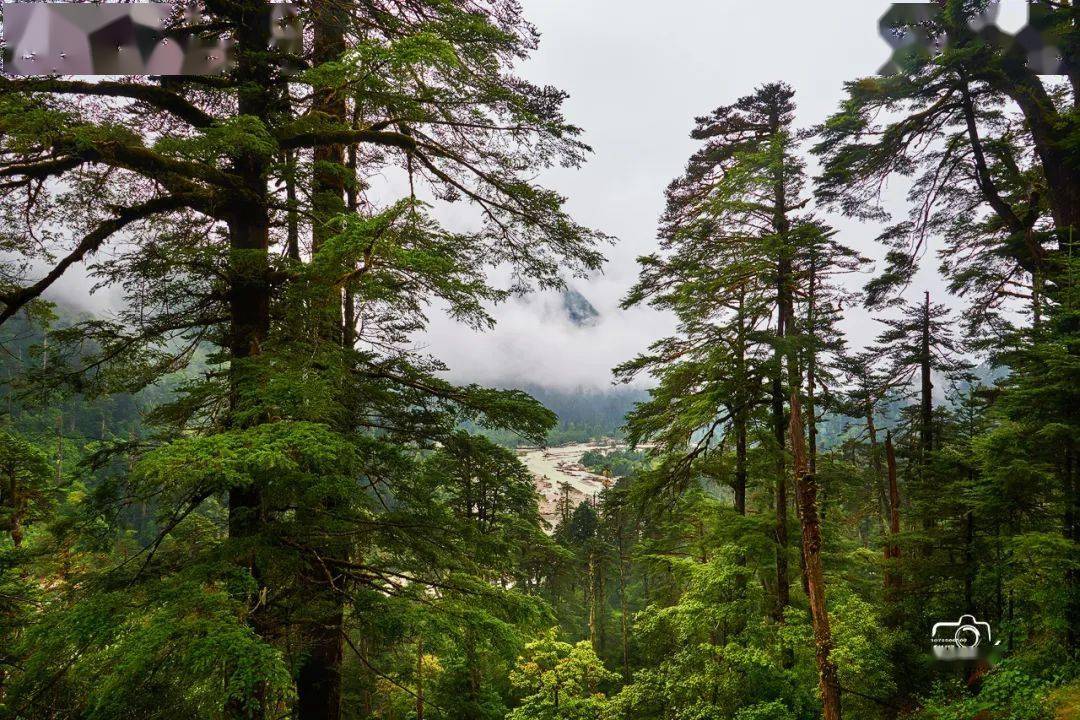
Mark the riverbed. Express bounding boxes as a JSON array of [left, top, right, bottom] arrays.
[[516, 441, 619, 527]]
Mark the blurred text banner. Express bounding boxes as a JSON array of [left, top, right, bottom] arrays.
[[1, 2, 301, 76]]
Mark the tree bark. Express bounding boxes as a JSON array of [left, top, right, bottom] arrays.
[[790, 393, 842, 720], [1065, 444, 1079, 656], [224, 5, 276, 718], [735, 288, 748, 516], [588, 550, 598, 651], [884, 432, 902, 596], [920, 291, 934, 461], [415, 636, 425, 720], [7, 469, 22, 548], [617, 530, 631, 680], [769, 103, 791, 625], [867, 406, 891, 536], [297, 2, 349, 716]]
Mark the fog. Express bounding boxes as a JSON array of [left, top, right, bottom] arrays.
[[421, 0, 1026, 389]]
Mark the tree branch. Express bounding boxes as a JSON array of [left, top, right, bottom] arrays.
[[0, 193, 212, 325]]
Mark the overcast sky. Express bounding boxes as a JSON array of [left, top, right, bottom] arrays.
[[48, 1, 1031, 390], [419, 0, 1032, 390]]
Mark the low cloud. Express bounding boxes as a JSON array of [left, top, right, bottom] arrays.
[[420, 279, 669, 392]]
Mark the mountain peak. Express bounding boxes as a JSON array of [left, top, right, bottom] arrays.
[[562, 288, 599, 327]]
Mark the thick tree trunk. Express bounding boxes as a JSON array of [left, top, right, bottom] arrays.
[[224, 7, 276, 718], [790, 393, 842, 720], [297, 3, 350, 717], [297, 610, 344, 720]]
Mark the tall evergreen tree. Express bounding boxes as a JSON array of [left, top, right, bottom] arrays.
[[0, 2, 604, 717]]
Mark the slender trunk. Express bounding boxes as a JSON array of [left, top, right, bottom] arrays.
[[1031, 243, 1043, 333], [806, 256, 818, 478], [588, 550, 598, 650], [735, 288, 748, 516], [735, 413, 748, 516], [7, 469, 22, 547], [790, 393, 842, 720], [343, 141, 358, 348], [415, 636, 425, 720], [920, 291, 933, 460], [883, 431, 902, 718], [772, 367, 790, 621], [1065, 444, 1079, 656], [867, 406, 890, 536], [284, 148, 300, 261], [596, 550, 606, 654], [465, 629, 481, 709], [919, 292, 935, 559], [55, 411, 62, 485], [884, 432, 902, 596], [617, 529, 630, 680], [964, 507, 974, 610]]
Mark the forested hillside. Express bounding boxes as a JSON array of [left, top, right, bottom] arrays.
[[0, 1, 1078, 719]]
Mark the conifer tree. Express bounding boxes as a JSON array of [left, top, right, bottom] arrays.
[[0, 2, 604, 717], [617, 82, 809, 622]]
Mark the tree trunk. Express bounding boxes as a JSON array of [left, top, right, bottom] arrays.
[[884, 432, 902, 596], [588, 550, 598, 651], [767, 103, 793, 667], [964, 506, 974, 610], [867, 407, 891, 536], [1065, 444, 1079, 656], [735, 288, 748, 516], [920, 291, 933, 460], [296, 2, 349, 716], [806, 257, 818, 478], [790, 393, 842, 720], [617, 530, 631, 680], [415, 636, 425, 720], [7, 470, 22, 547], [225, 5, 276, 717], [947, 7, 1080, 255], [735, 412, 748, 516]]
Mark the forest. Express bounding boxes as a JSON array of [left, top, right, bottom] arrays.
[[0, 1, 1078, 719]]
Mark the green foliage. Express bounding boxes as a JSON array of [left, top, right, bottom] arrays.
[[2, 1, 1080, 718], [914, 663, 1055, 720], [507, 630, 618, 720], [155, 116, 277, 163], [0, 428, 54, 541], [579, 449, 644, 478]]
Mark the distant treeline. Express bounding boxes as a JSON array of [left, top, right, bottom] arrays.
[[467, 384, 649, 447]]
